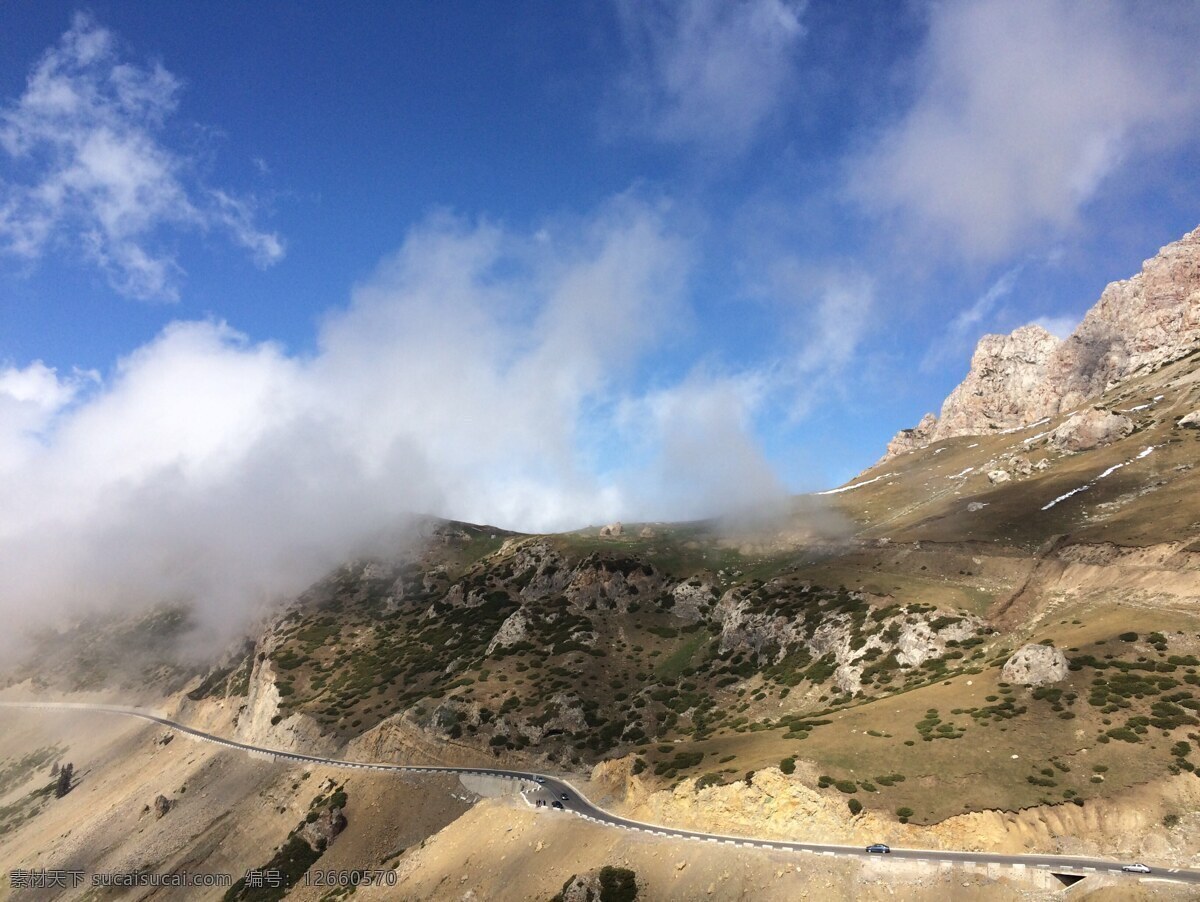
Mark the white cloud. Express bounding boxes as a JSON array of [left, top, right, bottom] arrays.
[[0, 360, 94, 472], [0, 198, 809, 655], [920, 265, 1022, 372], [612, 371, 785, 520], [756, 260, 875, 417], [609, 0, 806, 153], [0, 13, 284, 300], [848, 0, 1200, 259]]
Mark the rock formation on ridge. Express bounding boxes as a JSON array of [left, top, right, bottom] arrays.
[[885, 225, 1200, 459]]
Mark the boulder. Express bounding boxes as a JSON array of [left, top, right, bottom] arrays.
[[1002, 644, 1069, 686], [598, 522, 623, 537], [153, 795, 173, 819], [559, 873, 603, 902], [987, 469, 1011, 484], [300, 805, 347, 852], [1179, 410, 1200, 429], [1050, 408, 1134, 452], [557, 868, 638, 902]]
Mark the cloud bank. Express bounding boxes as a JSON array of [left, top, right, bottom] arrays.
[[849, 0, 1200, 260], [0, 198, 798, 656], [0, 13, 282, 300]]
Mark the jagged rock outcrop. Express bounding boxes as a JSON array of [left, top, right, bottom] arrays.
[[669, 581, 717, 623], [1049, 408, 1134, 452], [485, 609, 530, 654], [884, 413, 937, 459], [712, 584, 983, 693], [234, 653, 336, 755], [935, 325, 1063, 441], [884, 225, 1200, 459], [152, 794, 172, 819], [565, 555, 661, 612], [1047, 226, 1200, 410], [1002, 644, 1069, 686], [510, 541, 571, 601]]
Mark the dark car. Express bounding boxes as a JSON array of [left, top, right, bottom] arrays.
[[552, 800, 564, 809], [865, 844, 891, 854], [560, 792, 570, 801]]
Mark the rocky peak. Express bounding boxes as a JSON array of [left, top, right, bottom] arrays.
[[931, 325, 1062, 442], [883, 225, 1200, 459], [1047, 225, 1200, 411]]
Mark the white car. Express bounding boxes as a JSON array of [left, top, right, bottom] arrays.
[[1121, 863, 1151, 874]]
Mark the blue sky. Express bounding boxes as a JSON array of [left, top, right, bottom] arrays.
[[1, 1, 1199, 632]]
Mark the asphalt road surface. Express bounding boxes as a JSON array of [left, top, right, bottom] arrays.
[[3, 700, 1197, 885]]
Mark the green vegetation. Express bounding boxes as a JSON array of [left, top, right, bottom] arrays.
[[552, 867, 639, 902], [223, 833, 321, 902]]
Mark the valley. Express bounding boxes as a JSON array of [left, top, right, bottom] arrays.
[[2, 225, 1200, 899]]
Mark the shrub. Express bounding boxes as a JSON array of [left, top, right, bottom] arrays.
[[834, 780, 857, 794], [848, 798, 863, 815], [780, 757, 796, 775], [896, 807, 913, 818], [596, 866, 638, 902]]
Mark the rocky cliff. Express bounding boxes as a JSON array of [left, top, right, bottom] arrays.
[[886, 224, 1200, 458], [932, 325, 1062, 441]]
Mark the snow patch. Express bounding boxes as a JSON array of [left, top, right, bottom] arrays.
[[1041, 447, 1157, 511], [817, 472, 895, 495], [998, 417, 1050, 436]]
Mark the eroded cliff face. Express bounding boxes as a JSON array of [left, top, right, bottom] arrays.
[[233, 652, 336, 755], [886, 225, 1200, 459], [932, 325, 1062, 442], [1048, 225, 1200, 411], [604, 761, 1200, 861]]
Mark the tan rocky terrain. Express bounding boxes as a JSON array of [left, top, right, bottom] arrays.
[[2, 224, 1200, 899]]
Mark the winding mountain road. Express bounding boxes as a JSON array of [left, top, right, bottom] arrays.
[[2, 700, 1196, 886]]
